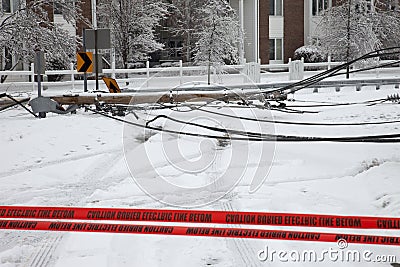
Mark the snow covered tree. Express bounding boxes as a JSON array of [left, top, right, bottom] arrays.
[[193, 0, 242, 82], [97, 0, 169, 69], [168, 0, 204, 62], [0, 0, 87, 80], [314, 0, 400, 63]]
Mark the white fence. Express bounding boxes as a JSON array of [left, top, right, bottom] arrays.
[[0, 58, 398, 92]]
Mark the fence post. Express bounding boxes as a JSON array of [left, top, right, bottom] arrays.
[[289, 59, 304, 81], [70, 62, 75, 90], [111, 48, 116, 80], [179, 60, 183, 85], [397, 60, 400, 89], [31, 63, 35, 91], [111, 60, 116, 79], [213, 66, 217, 83], [146, 61, 150, 88], [288, 58, 292, 81], [327, 55, 331, 70]]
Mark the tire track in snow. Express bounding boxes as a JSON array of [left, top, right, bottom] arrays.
[[23, 151, 126, 267], [27, 234, 63, 267], [209, 146, 261, 266], [0, 147, 121, 179], [222, 201, 261, 267]]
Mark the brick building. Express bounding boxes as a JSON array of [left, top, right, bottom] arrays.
[[231, 0, 332, 64], [54, 0, 343, 64]]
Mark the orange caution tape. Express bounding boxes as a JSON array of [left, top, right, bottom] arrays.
[[0, 219, 399, 246], [1, 206, 400, 229]]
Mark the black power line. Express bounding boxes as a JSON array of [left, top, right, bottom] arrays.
[[191, 106, 400, 126], [257, 47, 400, 97], [86, 106, 400, 143], [0, 94, 37, 118]]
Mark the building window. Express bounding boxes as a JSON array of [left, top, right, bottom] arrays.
[[389, 0, 399, 11], [2, 0, 11, 13], [269, 38, 283, 61], [2, 0, 19, 13], [269, 0, 283, 16], [355, 0, 373, 13], [312, 0, 330, 16], [162, 40, 183, 59], [54, 2, 62, 14]]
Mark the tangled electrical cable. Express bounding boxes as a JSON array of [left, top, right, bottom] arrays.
[[94, 45, 400, 143], [126, 89, 398, 126], [0, 45, 392, 142], [182, 105, 400, 127], [258, 46, 400, 98], [278, 98, 388, 108], [86, 106, 400, 143]]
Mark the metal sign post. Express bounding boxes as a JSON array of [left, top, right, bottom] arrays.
[[83, 29, 88, 92], [84, 28, 111, 92], [95, 29, 99, 91], [34, 50, 46, 118]]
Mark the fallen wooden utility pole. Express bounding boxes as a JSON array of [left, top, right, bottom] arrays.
[[50, 91, 262, 106], [0, 97, 30, 108]]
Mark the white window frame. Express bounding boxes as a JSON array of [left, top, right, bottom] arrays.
[[270, 0, 283, 16], [312, 0, 331, 16], [2, 0, 21, 14]]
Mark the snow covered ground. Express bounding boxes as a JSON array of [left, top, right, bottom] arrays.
[[1, 83, 400, 266]]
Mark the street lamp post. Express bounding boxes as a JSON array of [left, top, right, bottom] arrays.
[[346, 0, 352, 79]]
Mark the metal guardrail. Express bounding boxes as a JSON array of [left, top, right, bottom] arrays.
[[121, 77, 400, 94]]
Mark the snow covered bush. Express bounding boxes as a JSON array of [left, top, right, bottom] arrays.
[[293, 45, 326, 63]]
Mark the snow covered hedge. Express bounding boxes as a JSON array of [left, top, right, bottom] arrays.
[[293, 46, 326, 63]]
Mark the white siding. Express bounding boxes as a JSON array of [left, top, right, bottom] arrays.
[[54, 14, 76, 37], [243, 0, 258, 62], [304, 0, 311, 44]]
